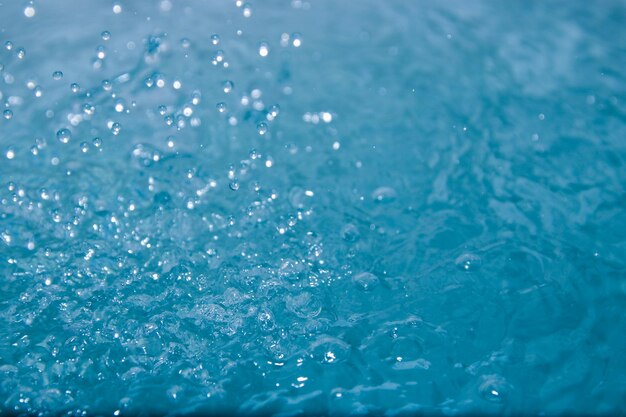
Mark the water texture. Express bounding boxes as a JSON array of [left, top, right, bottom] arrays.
[[1, 1, 626, 415]]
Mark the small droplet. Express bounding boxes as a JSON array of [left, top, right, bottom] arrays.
[[70, 83, 80, 93], [92, 137, 102, 147], [112, 4, 122, 14], [352, 272, 379, 291], [242, 3, 252, 17], [16, 48, 26, 59], [24, 6, 36, 17], [229, 180, 240, 191], [455, 253, 482, 272], [80, 142, 90, 153], [110, 122, 121, 135], [258, 42, 269, 57], [292, 33, 302, 47], [3, 109, 13, 120], [216, 102, 227, 113], [6, 148, 15, 159], [210, 34, 220, 45], [52, 71, 63, 80], [257, 122, 268, 135], [101, 31, 111, 41], [222, 80, 234, 93], [56, 128, 72, 144]]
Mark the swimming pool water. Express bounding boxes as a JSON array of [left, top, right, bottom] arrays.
[[1, 1, 626, 415]]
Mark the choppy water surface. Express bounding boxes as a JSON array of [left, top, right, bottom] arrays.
[[1, 1, 626, 415]]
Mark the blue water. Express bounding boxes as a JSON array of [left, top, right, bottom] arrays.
[[1, 1, 626, 415]]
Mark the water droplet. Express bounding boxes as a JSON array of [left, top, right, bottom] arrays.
[[258, 42, 269, 57], [82, 103, 95, 115], [112, 4, 122, 14], [70, 83, 80, 93], [24, 6, 36, 17], [292, 33, 302, 47], [216, 102, 227, 113], [229, 180, 240, 191], [52, 71, 63, 80], [3, 109, 13, 120], [101, 31, 111, 41], [210, 34, 220, 45], [56, 128, 72, 144], [352, 272, 380, 291], [110, 122, 121, 135], [455, 253, 482, 272], [92, 137, 102, 147], [340, 223, 360, 242], [80, 142, 90, 153], [242, 3, 252, 17], [222, 80, 234, 93], [34, 86, 43, 97], [6, 147, 15, 159], [257, 122, 268, 135], [16, 48, 26, 59]]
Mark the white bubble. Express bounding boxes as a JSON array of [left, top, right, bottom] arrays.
[[24, 6, 36, 17], [113, 4, 122, 14]]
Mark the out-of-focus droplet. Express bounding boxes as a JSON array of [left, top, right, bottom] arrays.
[[216, 102, 227, 113], [292, 33, 302, 47], [210, 34, 220, 45], [258, 42, 269, 57], [24, 6, 36, 17], [257, 122, 268, 135]]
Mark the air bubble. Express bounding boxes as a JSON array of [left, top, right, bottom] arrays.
[[372, 186, 397, 203], [210, 34, 220, 45], [70, 83, 80, 93], [257, 122, 268, 135], [101, 31, 111, 41], [16, 48, 26, 59], [229, 180, 240, 191], [52, 71, 63, 80], [6, 148, 15, 159], [80, 142, 90, 153], [56, 128, 72, 144], [3, 109, 13, 120], [24, 6, 36, 17]]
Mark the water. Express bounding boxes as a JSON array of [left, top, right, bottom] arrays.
[[1, 1, 625, 415]]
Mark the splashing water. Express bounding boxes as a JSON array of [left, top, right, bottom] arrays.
[[1, 1, 626, 416]]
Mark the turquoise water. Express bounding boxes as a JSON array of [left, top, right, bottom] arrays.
[[1, 1, 626, 415]]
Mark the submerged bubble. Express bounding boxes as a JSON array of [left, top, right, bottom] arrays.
[[70, 83, 80, 93], [210, 34, 220, 45], [3, 109, 13, 120], [478, 375, 511, 403], [52, 71, 63, 80], [229, 180, 240, 191], [56, 128, 72, 144], [352, 272, 380, 291], [455, 253, 482, 272], [16, 48, 26, 59], [101, 31, 111, 41]]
